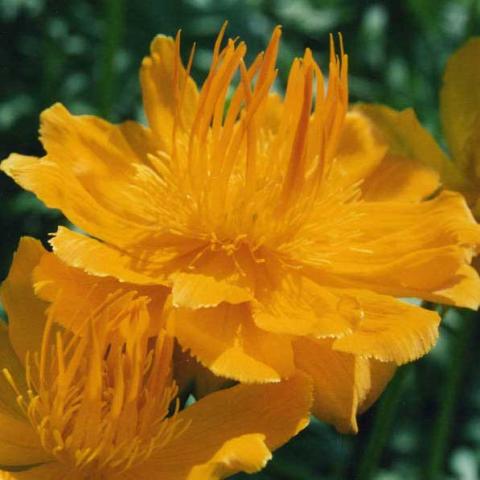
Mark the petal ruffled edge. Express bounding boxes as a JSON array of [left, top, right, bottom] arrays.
[[50, 227, 166, 285], [331, 290, 440, 364], [167, 302, 296, 383], [172, 272, 253, 308]]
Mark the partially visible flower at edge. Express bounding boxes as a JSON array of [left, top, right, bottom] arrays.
[[357, 37, 480, 217], [2, 26, 480, 433], [0, 238, 311, 480]]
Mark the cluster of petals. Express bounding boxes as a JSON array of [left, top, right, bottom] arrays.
[[1, 25, 480, 479], [0, 238, 310, 479]]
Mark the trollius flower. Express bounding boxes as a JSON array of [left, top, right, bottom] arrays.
[[0, 238, 311, 479], [2, 27, 480, 432]]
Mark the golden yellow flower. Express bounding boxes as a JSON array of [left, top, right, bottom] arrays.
[[357, 37, 480, 216], [2, 27, 480, 433], [0, 238, 311, 480]]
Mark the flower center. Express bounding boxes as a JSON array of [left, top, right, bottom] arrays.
[[12, 295, 183, 479]]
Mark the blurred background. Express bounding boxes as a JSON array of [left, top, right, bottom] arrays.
[[1, 0, 480, 478]]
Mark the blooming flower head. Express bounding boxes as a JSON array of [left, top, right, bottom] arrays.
[[0, 238, 311, 479], [2, 27, 480, 433]]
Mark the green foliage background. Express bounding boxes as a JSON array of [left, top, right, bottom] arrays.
[[1, 1, 480, 478]]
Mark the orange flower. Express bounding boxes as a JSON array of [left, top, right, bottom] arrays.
[[2, 27, 480, 432], [0, 238, 311, 480]]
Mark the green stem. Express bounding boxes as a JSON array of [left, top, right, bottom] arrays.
[[99, 0, 125, 119], [356, 366, 410, 480], [425, 310, 477, 480]]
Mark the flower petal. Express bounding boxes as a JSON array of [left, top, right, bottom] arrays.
[[441, 38, 480, 182], [171, 249, 254, 308], [252, 269, 353, 337], [0, 325, 28, 418], [38, 103, 156, 170], [50, 226, 205, 287], [293, 338, 369, 433], [131, 374, 312, 479], [358, 360, 396, 414], [436, 264, 480, 310], [0, 347, 48, 469], [355, 104, 467, 192], [172, 272, 252, 308], [167, 302, 295, 382], [186, 434, 271, 480], [306, 191, 480, 306], [140, 35, 199, 152], [0, 238, 47, 365], [33, 247, 168, 336], [50, 227, 167, 285], [361, 153, 440, 202], [0, 410, 49, 470], [330, 110, 387, 189], [331, 290, 440, 364], [1, 104, 166, 247]]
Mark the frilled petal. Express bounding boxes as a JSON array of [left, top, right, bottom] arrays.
[[131, 374, 312, 479], [0, 104, 166, 248], [50, 226, 206, 287], [167, 302, 295, 382], [50, 227, 168, 285], [33, 247, 168, 336], [140, 35, 199, 152], [441, 38, 480, 181], [252, 269, 353, 337], [170, 249, 255, 308], [171, 271, 252, 308], [355, 104, 467, 192], [293, 338, 369, 433], [307, 191, 480, 305], [0, 238, 47, 365], [331, 290, 440, 363]]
